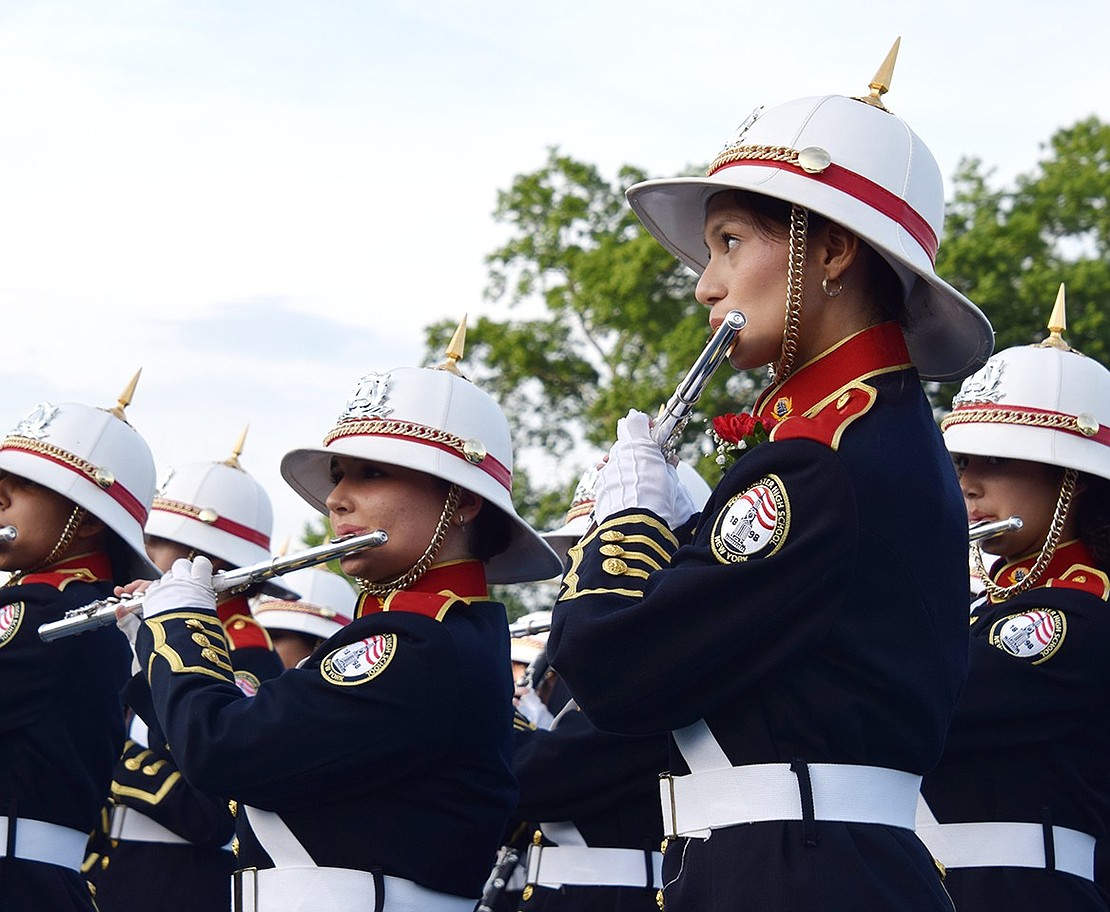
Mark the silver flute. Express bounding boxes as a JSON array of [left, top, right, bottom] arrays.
[[653, 310, 747, 459], [969, 515, 1023, 543], [38, 529, 388, 642], [0, 526, 17, 543]]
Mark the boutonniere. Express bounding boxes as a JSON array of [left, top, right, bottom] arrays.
[[707, 412, 774, 466]]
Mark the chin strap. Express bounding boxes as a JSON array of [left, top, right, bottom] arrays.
[[7, 505, 86, 587], [356, 485, 462, 597], [769, 204, 809, 383], [974, 468, 1078, 601]]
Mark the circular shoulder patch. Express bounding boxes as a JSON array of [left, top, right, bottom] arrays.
[[320, 634, 397, 686], [711, 474, 790, 564], [0, 601, 24, 649], [234, 670, 262, 697], [989, 608, 1066, 664]]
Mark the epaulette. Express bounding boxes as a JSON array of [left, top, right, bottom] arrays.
[[217, 596, 274, 651], [1047, 563, 1110, 601], [769, 382, 877, 451], [379, 589, 460, 621]]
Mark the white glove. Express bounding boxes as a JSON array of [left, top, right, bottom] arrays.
[[516, 689, 556, 730], [116, 607, 144, 674], [594, 410, 697, 528], [142, 557, 218, 619]]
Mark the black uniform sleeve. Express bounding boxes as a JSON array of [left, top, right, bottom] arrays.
[[547, 440, 857, 734], [135, 606, 472, 807], [110, 738, 235, 847], [513, 707, 670, 821]]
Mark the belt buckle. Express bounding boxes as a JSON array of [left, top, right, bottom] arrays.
[[660, 773, 678, 839], [233, 867, 259, 912]]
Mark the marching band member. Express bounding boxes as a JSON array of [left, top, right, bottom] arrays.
[[253, 565, 356, 668], [918, 287, 1110, 911], [0, 377, 157, 912], [92, 430, 289, 912], [547, 43, 994, 911], [125, 326, 562, 911], [509, 465, 712, 912]]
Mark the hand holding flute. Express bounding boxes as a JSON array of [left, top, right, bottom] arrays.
[[589, 311, 746, 529], [38, 529, 388, 641]]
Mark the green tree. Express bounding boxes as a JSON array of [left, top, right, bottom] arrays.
[[424, 147, 758, 490], [937, 117, 1110, 372]]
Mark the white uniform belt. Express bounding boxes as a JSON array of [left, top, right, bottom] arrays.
[[660, 762, 921, 838], [110, 806, 193, 845], [525, 845, 662, 888], [916, 821, 1096, 882], [0, 816, 87, 871], [232, 867, 476, 912]]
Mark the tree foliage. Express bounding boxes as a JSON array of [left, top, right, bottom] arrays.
[[419, 119, 1110, 618], [424, 147, 757, 489], [937, 117, 1110, 367]]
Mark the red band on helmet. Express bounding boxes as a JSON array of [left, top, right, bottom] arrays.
[[328, 424, 512, 492], [28, 449, 149, 526], [152, 499, 271, 549], [711, 158, 940, 264]]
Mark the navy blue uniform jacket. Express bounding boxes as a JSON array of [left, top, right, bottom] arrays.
[[548, 323, 970, 911], [133, 559, 516, 900], [922, 540, 1110, 911], [0, 552, 131, 912]]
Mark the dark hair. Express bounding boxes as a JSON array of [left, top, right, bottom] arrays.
[[1075, 473, 1110, 569], [715, 190, 907, 326]]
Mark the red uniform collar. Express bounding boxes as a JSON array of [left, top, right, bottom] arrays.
[[754, 322, 912, 423], [17, 551, 114, 590], [356, 560, 489, 619], [990, 539, 1107, 600]]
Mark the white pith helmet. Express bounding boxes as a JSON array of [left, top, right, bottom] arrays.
[[147, 427, 280, 569], [942, 285, 1110, 482], [624, 40, 993, 383], [253, 566, 355, 641], [542, 461, 713, 560], [280, 320, 562, 585], [0, 371, 158, 581]]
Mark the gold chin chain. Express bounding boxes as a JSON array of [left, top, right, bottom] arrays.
[[973, 468, 1078, 601], [770, 204, 808, 382], [356, 484, 462, 597], [7, 505, 86, 586]]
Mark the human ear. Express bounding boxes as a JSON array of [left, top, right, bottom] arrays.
[[454, 490, 484, 526], [816, 222, 860, 282]]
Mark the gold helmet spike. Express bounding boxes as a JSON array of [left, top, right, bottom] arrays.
[[224, 424, 249, 469], [436, 315, 468, 377], [109, 369, 142, 422], [1038, 283, 1073, 351], [857, 37, 900, 111]]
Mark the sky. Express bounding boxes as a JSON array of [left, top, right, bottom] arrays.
[[0, 0, 1107, 549]]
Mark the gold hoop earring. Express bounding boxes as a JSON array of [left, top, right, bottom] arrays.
[[822, 277, 843, 298]]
